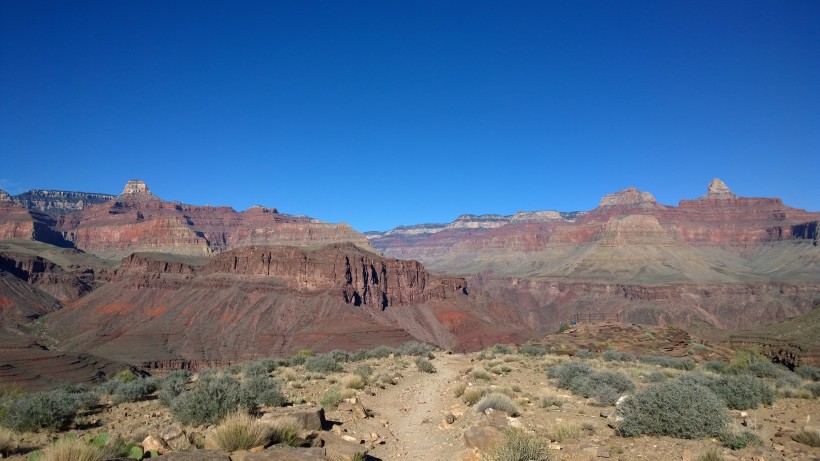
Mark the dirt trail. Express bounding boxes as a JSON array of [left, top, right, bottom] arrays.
[[367, 354, 464, 460]]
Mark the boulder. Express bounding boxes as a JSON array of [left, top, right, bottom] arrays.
[[319, 432, 368, 461], [154, 450, 230, 460], [260, 404, 326, 431]]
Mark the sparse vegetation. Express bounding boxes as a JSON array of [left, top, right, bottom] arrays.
[[342, 374, 366, 390], [397, 341, 434, 357], [414, 357, 436, 373], [796, 366, 820, 382], [267, 415, 303, 447], [211, 411, 273, 451], [169, 375, 243, 426], [304, 354, 343, 373], [462, 386, 488, 406], [1, 389, 83, 432], [602, 349, 635, 362], [549, 423, 581, 442], [0, 427, 13, 456], [792, 429, 820, 447], [518, 344, 546, 356], [319, 387, 344, 409], [488, 428, 550, 461], [37, 437, 105, 461], [698, 447, 725, 461], [113, 378, 155, 404], [476, 392, 519, 416], [548, 362, 634, 405], [638, 355, 694, 370], [719, 429, 761, 449], [617, 381, 728, 438], [453, 382, 467, 398]]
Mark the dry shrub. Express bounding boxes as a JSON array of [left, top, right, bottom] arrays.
[[0, 427, 14, 456], [462, 386, 488, 406], [792, 429, 820, 447], [488, 428, 551, 461], [342, 375, 366, 390], [268, 415, 303, 447], [476, 392, 519, 416], [549, 423, 581, 442], [471, 368, 494, 381], [40, 438, 103, 461], [453, 382, 467, 398], [212, 411, 273, 452]]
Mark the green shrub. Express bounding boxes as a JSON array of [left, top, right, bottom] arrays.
[[397, 341, 434, 357], [776, 371, 802, 389], [319, 387, 343, 409], [415, 357, 436, 373], [548, 362, 633, 405], [304, 355, 343, 373], [677, 373, 774, 410], [325, 349, 351, 363], [747, 361, 788, 378], [158, 371, 190, 407], [476, 393, 519, 416], [617, 381, 728, 438], [211, 411, 272, 452], [492, 344, 514, 354], [639, 355, 694, 370], [488, 428, 550, 461], [113, 379, 155, 404], [366, 345, 395, 359], [240, 375, 287, 409], [547, 362, 591, 389], [170, 375, 242, 426], [602, 350, 634, 362], [518, 344, 546, 356], [354, 364, 372, 378], [719, 430, 761, 449], [113, 369, 137, 383], [556, 323, 570, 334], [795, 366, 820, 382], [1, 389, 82, 432]]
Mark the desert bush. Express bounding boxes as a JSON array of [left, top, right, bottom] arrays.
[[792, 429, 820, 447], [644, 371, 667, 383], [719, 430, 761, 450], [729, 348, 768, 371], [518, 344, 546, 356], [540, 394, 565, 408], [711, 374, 774, 410], [267, 415, 303, 447], [776, 371, 802, 389], [37, 437, 104, 461], [462, 387, 488, 406], [575, 349, 596, 359], [471, 368, 493, 381], [0, 427, 13, 456], [158, 370, 191, 407], [639, 355, 694, 370], [242, 361, 269, 376], [549, 424, 581, 442], [492, 344, 514, 355], [366, 345, 395, 359], [415, 358, 435, 373], [240, 375, 287, 409], [342, 375, 366, 390], [488, 428, 550, 461], [795, 366, 820, 382], [602, 350, 634, 362], [397, 341, 434, 357], [170, 375, 242, 426], [617, 381, 728, 438], [547, 362, 591, 388], [556, 322, 570, 334], [59, 384, 98, 411], [319, 387, 343, 409], [304, 355, 343, 374], [211, 411, 272, 452], [747, 361, 788, 378], [476, 392, 519, 416], [703, 361, 728, 373], [113, 378, 155, 404], [1, 389, 81, 432], [453, 382, 467, 398], [113, 369, 137, 383], [698, 447, 725, 461], [325, 349, 351, 363], [354, 364, 372, 378], [804, 381, 820, 398]]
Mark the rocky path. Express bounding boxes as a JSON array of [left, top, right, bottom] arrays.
[[367, 355, 464, 460]]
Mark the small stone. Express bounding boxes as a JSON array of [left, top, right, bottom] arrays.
[[600, 411, 611, 418], [446, 413, 456, 424], [341, 435, 359, 444], [249, 446, 264, 453]]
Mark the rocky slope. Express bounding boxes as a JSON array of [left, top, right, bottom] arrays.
[[44, 243, 529, 367], [9, 189, 115, 214]]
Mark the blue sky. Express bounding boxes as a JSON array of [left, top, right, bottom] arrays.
[[2, 1, 818, 231]]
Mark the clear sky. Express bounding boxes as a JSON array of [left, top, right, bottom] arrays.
[[1, 1, 818, 231]]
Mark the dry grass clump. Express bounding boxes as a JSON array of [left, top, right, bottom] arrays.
[[0, 427, 14, 456], [342, 374, 366, 390], [476, 392, 520, 416], [471, 368, 494, 381], [549, 423, 581, 442], [792, 429, 820, 447], [212, 411, 273, 452], [453, 382, 467, 398], [488, 428, 551, 461], [39, 438, 104, 461], [320, 387, 344, 409], [268, 415, 303, 447], [462, 386, 488, 406], [540, 393, 565, 408], [698, 447, 725, 461]]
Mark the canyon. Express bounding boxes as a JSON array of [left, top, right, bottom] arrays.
[[0, 178, 818, 389]]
